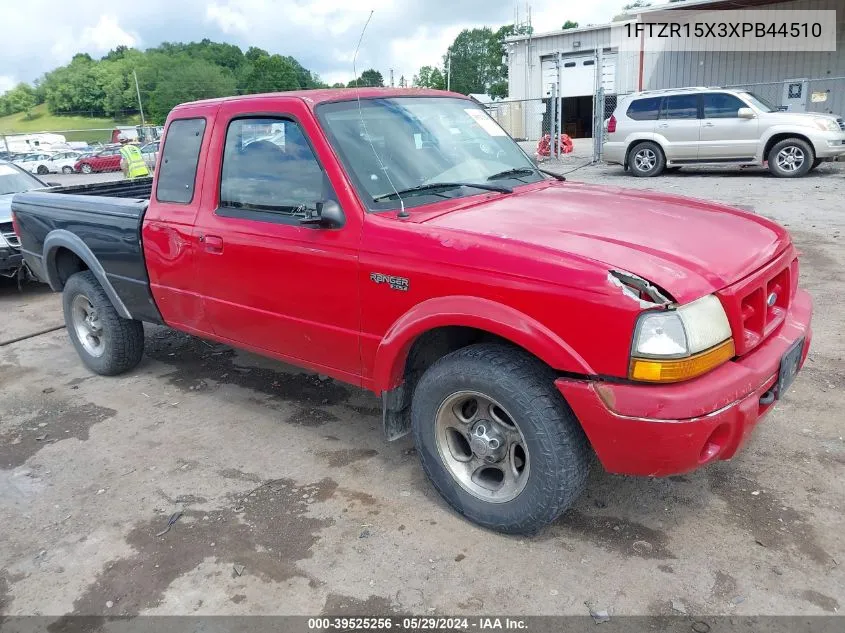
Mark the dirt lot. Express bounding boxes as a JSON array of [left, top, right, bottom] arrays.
[[0, 164, 843, 620]]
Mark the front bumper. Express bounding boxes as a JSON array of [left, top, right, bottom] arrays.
[[557, 289, 812, 477], [811, 131, 845, 159]]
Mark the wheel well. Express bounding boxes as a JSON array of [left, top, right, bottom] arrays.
[[625, 139, 663, 168], [764, 133, 814, 161], [53, 247, 88, 288], [381, 325, 552, 441]]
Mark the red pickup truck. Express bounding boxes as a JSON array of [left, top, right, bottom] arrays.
[[12, 88, 812, 534]]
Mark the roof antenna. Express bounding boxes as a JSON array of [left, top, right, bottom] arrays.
[[353, 10, 409, 219]]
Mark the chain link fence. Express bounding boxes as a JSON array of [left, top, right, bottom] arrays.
[[722, 77, 845, 117]]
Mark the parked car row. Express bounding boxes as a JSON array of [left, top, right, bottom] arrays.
[[5, 142, 160, 175]]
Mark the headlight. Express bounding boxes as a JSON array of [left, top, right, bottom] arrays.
[[812, 117, 840, 132], [630, 295, 734, 383]]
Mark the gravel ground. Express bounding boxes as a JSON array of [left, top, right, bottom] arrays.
[[1, 161, 842, 621]]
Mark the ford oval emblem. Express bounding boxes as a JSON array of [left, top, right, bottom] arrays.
[[767, 292, 778, 306]]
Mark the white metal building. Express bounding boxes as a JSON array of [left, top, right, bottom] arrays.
[[504, 0, 845, 140]]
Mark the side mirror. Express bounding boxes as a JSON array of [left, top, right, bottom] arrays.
[[737, 107, 756, 119], [299, 200, 345, 229]]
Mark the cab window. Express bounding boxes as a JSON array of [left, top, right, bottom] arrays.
[[218, 117, 326, 222]]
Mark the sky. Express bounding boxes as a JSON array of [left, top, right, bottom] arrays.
[[0, 0, 635, 94]]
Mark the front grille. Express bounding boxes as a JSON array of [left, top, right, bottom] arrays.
[[0, 222, 20, 249], [717, 250, 797, 357]]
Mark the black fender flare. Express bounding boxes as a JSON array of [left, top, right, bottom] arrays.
[[42, 229, 133, 319]]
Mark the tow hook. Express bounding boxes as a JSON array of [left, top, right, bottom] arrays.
[[759, 389, 776, 406]]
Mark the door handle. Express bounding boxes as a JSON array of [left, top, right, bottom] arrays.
[[658, 123, 669, 128], [199, 234, 224, 254], [703, 122, 715, 127]]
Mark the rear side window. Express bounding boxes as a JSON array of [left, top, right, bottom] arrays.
[[661, 94, 699, 119], [626, 97, 661, 121], [702, 93, 746, 118], [156, 118, 207, 204]]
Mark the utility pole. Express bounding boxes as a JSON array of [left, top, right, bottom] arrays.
[[447, 52, 451, 91], [390, 68, 395, 87], [133, 69, 146, 133]]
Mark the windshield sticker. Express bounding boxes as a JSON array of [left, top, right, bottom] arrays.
[[464, 109, 507, 137], [0, 165, 18, 176]]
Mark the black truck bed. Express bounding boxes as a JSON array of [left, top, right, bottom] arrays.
[[12, 177, 162, 324]]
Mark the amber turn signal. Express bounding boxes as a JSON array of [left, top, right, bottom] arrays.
[[629, 339, 735, 383]]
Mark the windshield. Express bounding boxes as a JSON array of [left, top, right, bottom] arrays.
[[317, 97, 542, 210], [0, 162, 45, 195], [740, 92, 778, 113]]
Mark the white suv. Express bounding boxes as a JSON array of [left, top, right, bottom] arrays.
[[603, 87, 845, 178]]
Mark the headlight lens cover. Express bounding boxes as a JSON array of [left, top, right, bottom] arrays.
[[630, 294, 734, 382], [813, 117, 840, 132]]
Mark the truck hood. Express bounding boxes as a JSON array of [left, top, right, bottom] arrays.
[[421, 183, 790, 303], [0, 194, 12, 224]]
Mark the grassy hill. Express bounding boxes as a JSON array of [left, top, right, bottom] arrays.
[[0, 104, 141, 143]]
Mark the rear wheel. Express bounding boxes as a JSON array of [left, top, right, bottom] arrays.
[[62, 166, 73, 174], [628, 141, 665, 177], [62, 271, 144, 376], [81, 163, 93, 174], [411, 343, 591, 534], [37, 165, 49, 175], [768, 138, 814, 178]]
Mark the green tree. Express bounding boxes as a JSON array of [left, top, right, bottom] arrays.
[[0, 84, 37, 118], [241, 54, 300, 93], [615, 1, 652, 20], [146, 56, 237, 122], [348, 69, 384, 88], [562, 20, 579, 29], [412, 66, 445, 89]]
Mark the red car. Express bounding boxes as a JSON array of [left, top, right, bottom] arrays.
[[74, 146, 122, 174], [12, 89, 812, 534]]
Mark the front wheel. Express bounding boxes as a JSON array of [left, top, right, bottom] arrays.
[[768, 138, 814, 178], [62, 271, 144, 376], [81, 163, 93, 174], [37, 165, 49, 175], [628, 141, 665, 177], [411, 343, 591, 534]]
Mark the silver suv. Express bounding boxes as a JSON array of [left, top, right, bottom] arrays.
[[603, 87, 845, 177]]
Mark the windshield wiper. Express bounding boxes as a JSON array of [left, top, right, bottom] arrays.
[[373, 181, 512, 202], [538, 168, 566, 181], [486, 167, 536, 181]]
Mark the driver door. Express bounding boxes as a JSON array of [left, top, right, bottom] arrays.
[[193, 105, 363, 380]]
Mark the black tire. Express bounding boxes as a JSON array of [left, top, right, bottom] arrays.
[[62, 166, 73, 174], [411, 343, 591, 534], [37, 165, 49, 175], [81, 163, 93, 174], [62, 271, 144, 376], [767, 138, 814, 178], [665, 166, 682, 173], [628, 141, 665, 177], [809, 158, 823, 172]]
